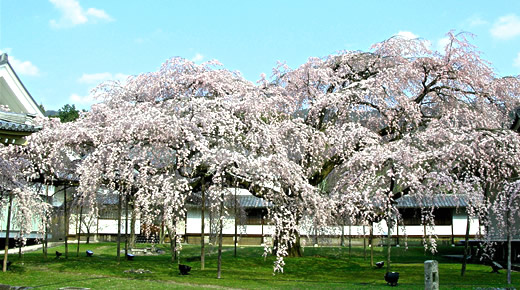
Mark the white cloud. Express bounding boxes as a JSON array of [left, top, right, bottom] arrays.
[[490, 14, 520, 40], [69, 94, 95, 105], [85, 8, 111, 20], [78, 72, 129, 84], [0, 49, 40, 76], [436, 37, 451, 52], [49, 0, 113, 28], [69, 93, 97, 106], [467, 15, 488, 27], [191, 53, 204, 63], [395, 31, 419, 40], [514, 52, 520, 68]]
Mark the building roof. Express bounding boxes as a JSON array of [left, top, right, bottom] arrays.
[[187, 191, 271, 209], [0, 110, 40, 133], [396, 194, 468, 208], [0, 53, 44, 117]]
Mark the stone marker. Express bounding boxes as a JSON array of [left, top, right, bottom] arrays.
[[424, 260, 439, 290]]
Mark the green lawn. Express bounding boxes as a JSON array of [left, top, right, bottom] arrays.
[[0, 243, 518, 289]]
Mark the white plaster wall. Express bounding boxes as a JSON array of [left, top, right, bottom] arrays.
[[68, 216, 141, 235]]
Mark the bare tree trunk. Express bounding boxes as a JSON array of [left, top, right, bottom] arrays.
[[200, 181, 205, 270], [217, 194, 224, 279], [461, 214, 470, 276], [77, 205, 83, 257], [64, 185, 69, 259], [3, 192, 13, 272], [116, 191, 122, 263]]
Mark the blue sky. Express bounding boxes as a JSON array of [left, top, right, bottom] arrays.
[[1, 0, 520, 110]]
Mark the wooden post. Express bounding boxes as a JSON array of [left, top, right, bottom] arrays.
[[3, 192, 13, 272]]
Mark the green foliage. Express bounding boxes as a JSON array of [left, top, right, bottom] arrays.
[[1, 243, 518, 289], [37, 103, 45, 114], [57, 104, 80, 123]]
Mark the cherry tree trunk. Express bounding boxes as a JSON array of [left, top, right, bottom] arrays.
[[340, 223, 345, 247], [363, 225, 367, 260], [3, 192, 13, 272], [348, 225, 352, 259], [76, 205, 83, 257], [125, 195, 129, 257], [234, 187, 237, 258], [64, 186, 68, 259], [130, 204, 136, 249], [43, 185, 49, 258], [507, 231, 512, 285], [116, 191, 122, 263], [386, 216, 392, 273], [85, 227, 90, 244], [461, 215, 470, 276], [159, 221, 165, 244], [370, 223, 374, 267], [17, 238, 22, 260], [200, 182, 206, 270], [217, 196, 224, 279], [287, 232, 303, 257], [168, 225, 177, 263], [507, 206, 512, 285]]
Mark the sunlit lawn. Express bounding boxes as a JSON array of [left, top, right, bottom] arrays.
[[1, 242, 518, 289]]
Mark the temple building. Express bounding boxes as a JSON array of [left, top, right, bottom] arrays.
[[0, 53, 44, 145]]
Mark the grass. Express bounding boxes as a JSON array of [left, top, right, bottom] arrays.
[[0, 242, 519, 289]]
